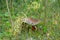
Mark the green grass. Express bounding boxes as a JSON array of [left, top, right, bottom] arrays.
[[0, 0, 60, 40]]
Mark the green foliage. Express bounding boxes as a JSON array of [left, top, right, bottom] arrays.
[[0, 0, 60, 40]]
